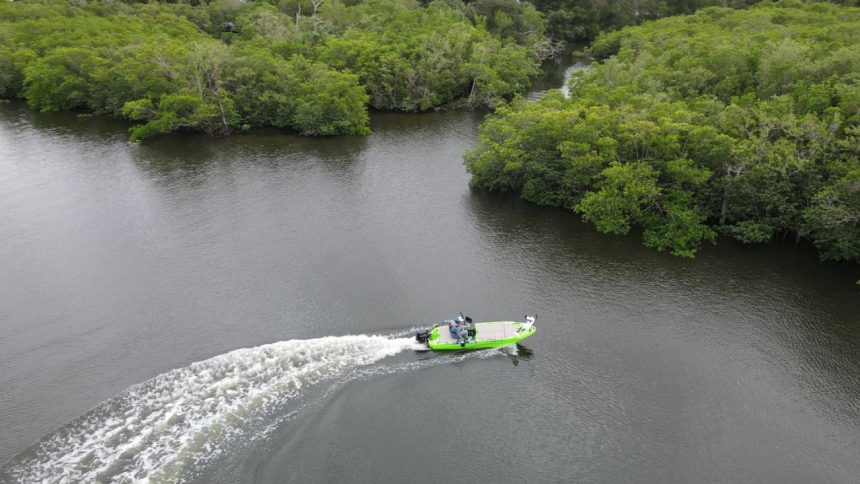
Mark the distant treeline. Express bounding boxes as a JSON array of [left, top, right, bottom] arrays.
[[530, 0, 859, 41], [0, 0, 558, 140], [465, 1, 860, 269]]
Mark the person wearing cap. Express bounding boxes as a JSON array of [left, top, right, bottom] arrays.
[[443, 316, 466, 343]]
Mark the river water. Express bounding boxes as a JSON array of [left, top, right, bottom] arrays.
[[1, 50, 859, 483]]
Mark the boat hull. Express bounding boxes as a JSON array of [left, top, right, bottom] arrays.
[[427, 321, 536, 350]]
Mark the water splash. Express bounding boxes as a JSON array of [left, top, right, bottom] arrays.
[[0, 335, 423, 483]]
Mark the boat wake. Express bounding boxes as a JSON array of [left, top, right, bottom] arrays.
[[0, 335, 432, 483]]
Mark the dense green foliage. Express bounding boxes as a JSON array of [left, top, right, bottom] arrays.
[[528, 0, 763, 41], [526, 0, 859, 41], [0, 0, 552, 139], [465, 1, 860, 267]]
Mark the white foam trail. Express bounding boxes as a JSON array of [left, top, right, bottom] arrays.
[[0, 335, 423, 484]]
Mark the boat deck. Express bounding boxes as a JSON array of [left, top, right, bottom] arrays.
[[436, 322, 519, 344]]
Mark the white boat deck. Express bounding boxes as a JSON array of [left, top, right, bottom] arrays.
[[437, 322, 519, 344]]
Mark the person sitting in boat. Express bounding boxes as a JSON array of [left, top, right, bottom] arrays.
[[444, 316, 466, 342]]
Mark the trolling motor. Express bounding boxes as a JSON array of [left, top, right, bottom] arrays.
[[518, 315, 536, 333]]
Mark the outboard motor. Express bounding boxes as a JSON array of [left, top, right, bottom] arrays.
[[415, 329, 431, 344]]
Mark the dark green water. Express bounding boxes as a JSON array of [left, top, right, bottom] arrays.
[[1, 58, 859, 483]]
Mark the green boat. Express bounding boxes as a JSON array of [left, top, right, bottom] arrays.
[[415, 316, 537, 350]]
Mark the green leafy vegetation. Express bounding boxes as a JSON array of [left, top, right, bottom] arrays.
[[465, 1, 860, 268], [528, 0, 765, 41], [0, 0, 553, 139]]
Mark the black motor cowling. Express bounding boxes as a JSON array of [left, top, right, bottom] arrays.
[[415, 329, 431, 343]]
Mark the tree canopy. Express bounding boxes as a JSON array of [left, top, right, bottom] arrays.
[[464, 1, 860, 269], [0, 0, 553, 139]]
